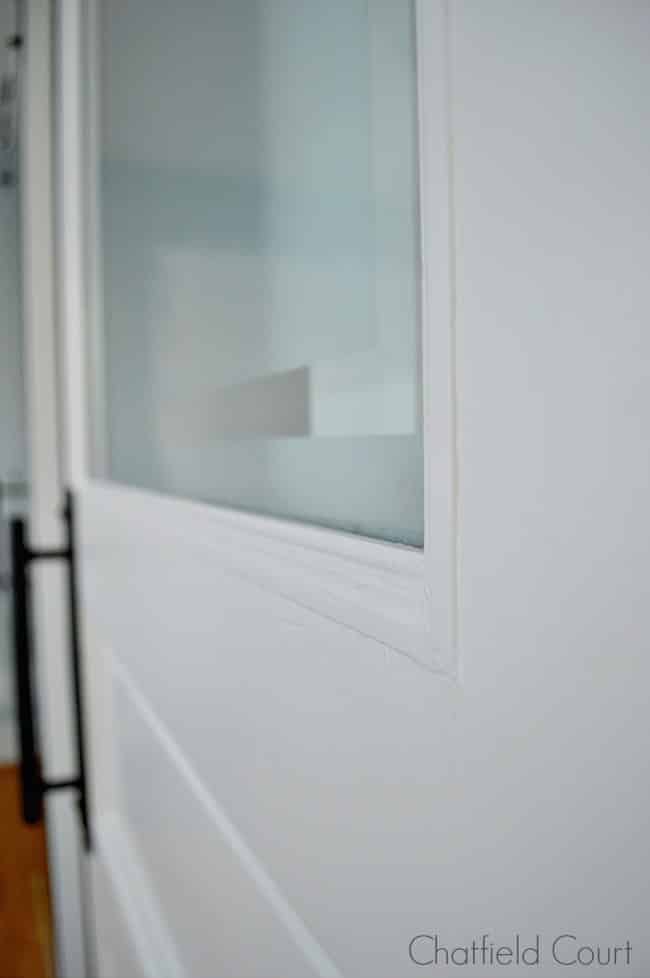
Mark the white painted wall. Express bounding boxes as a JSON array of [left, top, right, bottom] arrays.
[[0, 181, 23, 762], [0, 189, 23, 480], [76, 2, 650, 977], [0, 0, 25, 763]]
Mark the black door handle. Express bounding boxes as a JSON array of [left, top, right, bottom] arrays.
[[8, 490, 91, 848], [10, 516, 43, 824]]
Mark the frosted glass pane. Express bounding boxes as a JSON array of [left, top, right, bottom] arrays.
[[94, 0, 423, 546]]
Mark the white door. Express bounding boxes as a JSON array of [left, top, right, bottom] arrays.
[[53, 0, 454, 975], [49, 1, 650, 977]]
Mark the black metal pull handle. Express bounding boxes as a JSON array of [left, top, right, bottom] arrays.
[[10, 516, 43, 824], [8, 491, 91, 848]]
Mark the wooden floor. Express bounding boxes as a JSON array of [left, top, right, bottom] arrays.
[[0, 766, 54, 978]]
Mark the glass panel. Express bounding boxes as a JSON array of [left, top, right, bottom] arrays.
[[93, 0, 423, 545]]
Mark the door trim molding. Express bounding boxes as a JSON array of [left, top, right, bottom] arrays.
[[83, 480, 450, 673], [104, 657, 346, 978], [94, 812, 186, 978], [21, 0, 88, 975]]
